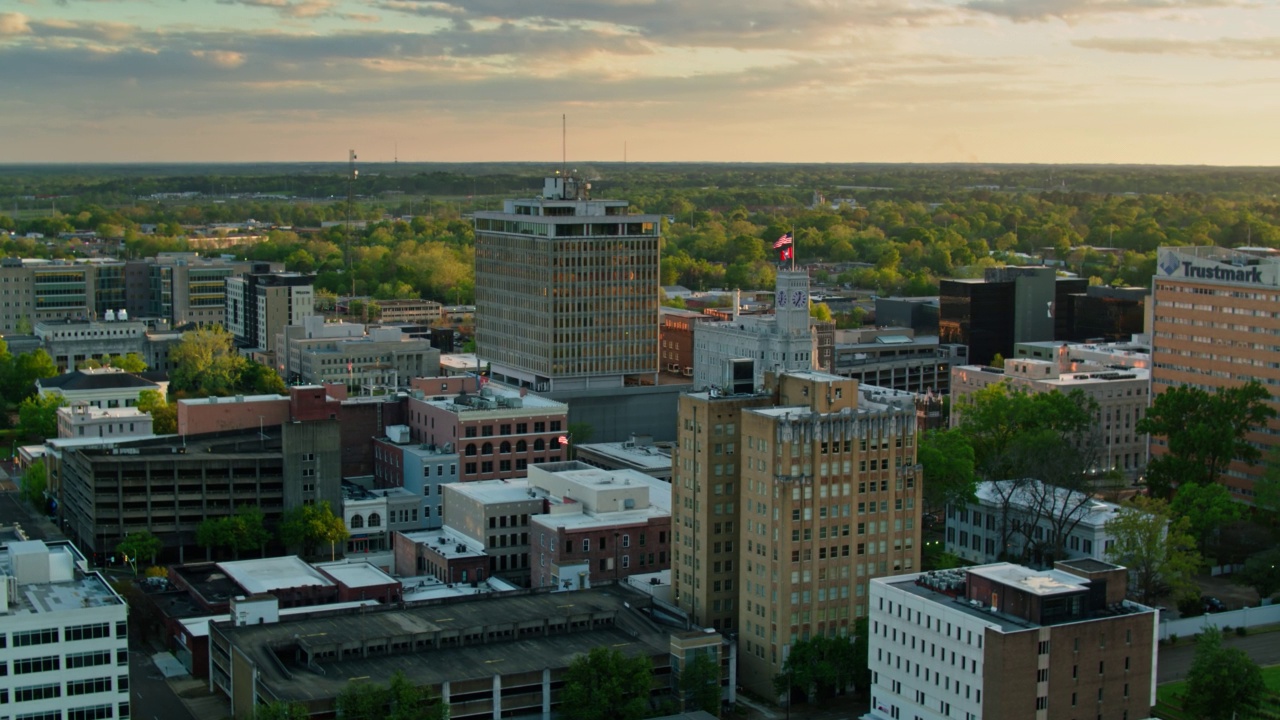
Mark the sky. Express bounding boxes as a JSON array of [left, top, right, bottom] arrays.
[[1, 0, 1279, 165]]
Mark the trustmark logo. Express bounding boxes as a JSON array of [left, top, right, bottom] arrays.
[[1159, 251, 1181, 277]]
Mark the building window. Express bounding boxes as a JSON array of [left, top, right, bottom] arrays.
[[351, 515, 365, 529]]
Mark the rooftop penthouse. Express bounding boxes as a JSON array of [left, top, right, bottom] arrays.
[[0, 540, 124, 616]]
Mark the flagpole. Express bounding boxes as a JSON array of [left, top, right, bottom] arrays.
[[791, 225, 795, 272]]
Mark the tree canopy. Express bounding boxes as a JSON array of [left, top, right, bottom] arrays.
[[1137, 381, 1275, 499], [279, 500, 349, 560], [136, 389, 177, 434], [1183, 626, 1265, 720], [334, 671, 448, 720], [773, 634, 859, 703], [17, 393, 65, 441], [116, 530, 163, 574], [560, 646, 654, 720], [1104, 496, 1200, 606], [918, 429, 976, 515], [169, 325, 287, 398], [196, 504, 272, 559]]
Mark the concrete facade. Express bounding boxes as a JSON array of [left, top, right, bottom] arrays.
[[475, 176, 662, 393], [279, 316, 439, 392], [830, 326, 966, 396], [0, 539, 131, 720], [441, 479, 545, 585]]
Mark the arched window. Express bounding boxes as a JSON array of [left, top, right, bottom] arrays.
[[534, 438, 545, 451], [368, 513, 381, 527], [482, 442, 493, 455], [465, 444, 477, 456], [516, 440, 527, 452], [350, 515, 364, 529], [500, 441, 512, 454]]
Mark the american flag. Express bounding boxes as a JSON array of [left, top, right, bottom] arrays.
[[773, 232, 793, 249]]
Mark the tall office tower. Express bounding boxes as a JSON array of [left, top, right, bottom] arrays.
[[940, 267, 1087, 366], [225, 271, 316, 353], [671, 370, 922, 696], [474, 176, 662, 393], [1151, 246, 1280, 501], [692, 270, 817, 392]]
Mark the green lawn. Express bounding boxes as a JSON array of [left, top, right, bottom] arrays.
[[1154, 665, 1280, 719]]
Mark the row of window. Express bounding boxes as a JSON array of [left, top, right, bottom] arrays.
[[464, 421, 562, 438]]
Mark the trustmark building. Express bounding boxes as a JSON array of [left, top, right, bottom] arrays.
[[1150, 246, 1280, 501]]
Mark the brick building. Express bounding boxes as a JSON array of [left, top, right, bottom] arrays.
[[866, 559, 1157, 720]]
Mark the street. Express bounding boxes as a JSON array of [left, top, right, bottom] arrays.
[[1157, 631, 1280, 684], [130, 649, 198, 720]]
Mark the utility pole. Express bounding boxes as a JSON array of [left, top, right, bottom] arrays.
[[345, 150, 357, 272]]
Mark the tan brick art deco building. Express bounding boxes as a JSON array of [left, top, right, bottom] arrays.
[[671, 370, 922, 696]]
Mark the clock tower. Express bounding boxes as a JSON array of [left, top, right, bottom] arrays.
[[775, 270, 810, 335]]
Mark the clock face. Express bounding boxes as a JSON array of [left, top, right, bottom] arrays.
[[793, 290, 807, 308], [776, 291, 787, 308]]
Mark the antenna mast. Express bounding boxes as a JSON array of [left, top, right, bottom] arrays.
[[561, 114, 567, 180], [345, 149, 357, 271]]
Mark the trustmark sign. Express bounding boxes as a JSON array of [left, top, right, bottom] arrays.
[[1158, 248, 1279, 286]]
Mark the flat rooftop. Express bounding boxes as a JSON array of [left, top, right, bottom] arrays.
[[216, 586, 672, 703], [0, 540, 124, 616], [401, 528, 487, 560], [575, 440, 673, 473], [315, 562, 397, 589], [218, 557, 335, 595], [967, 563, 1088, 597], [885, 575, 1037, 633], [179, 600, 380, 639], [444, 478, 537, 505]]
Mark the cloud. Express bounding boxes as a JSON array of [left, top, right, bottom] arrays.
[[0, 12, 32, 35], [961, 0, 1255, 23], [374, 0, 967, 51], [191, 49, 248, 67], [1074, 35, 1280, 59], [216, 0, 338, 19]]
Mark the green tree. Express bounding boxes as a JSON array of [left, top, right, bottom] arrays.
[[20, 459, 48, 511], [136, 389, 177, 434], [809, 302, 833, 322], [773, 634, 857, 703], [254, 701, 308, 720], [334, 671, 448, 720], [918, 429, 976, 515], [677, 652, 721, 715], [851, 617, 871, 698], [1170, 481, 1241, 558], [1235, 547, 1280, 601], [17, 394, 65, 440], [240, 361, 287, 396], [1104, 496, 1201, 605], [560, 647, 654, 720], [1138, 381, 1275, 499], [1183, 626, 1265, 720], [280, 501, 349, 560], [110, 353, 148, 373], [169, 325, 247, 397], [116, 530, 163, 575]]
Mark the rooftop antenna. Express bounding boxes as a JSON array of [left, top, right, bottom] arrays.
[[345, 149, 358, 271], [561, 114, 567, 181], [394, 141, 398, 165]]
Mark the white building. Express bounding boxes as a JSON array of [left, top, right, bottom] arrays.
[[0, 539, 130, 720], [278, 316, 439, 392], [57, 405, 154, 440], [37, 367, 168, 410], [865, 561, 1157, 720], [693, 270, 816, 391], [945, 480, 1124, 566]]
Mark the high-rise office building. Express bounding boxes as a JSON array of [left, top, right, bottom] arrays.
[[940, 267, 1087, 366], [473, 176, 662, 393], [671, 370, 922, 696], [1151, 245, 1280, 501], [225, 271, 315, 353]]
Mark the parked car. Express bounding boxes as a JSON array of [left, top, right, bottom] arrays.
[[1202, 596, 1227, 613]]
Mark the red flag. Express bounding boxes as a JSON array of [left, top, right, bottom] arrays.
[[779, 246, 794, 261]]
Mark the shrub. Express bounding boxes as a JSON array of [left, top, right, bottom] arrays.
[[1169, 633, 1179, 645], [1236, 626, 1248, 637]]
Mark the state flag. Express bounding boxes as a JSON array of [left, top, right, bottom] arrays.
[[779, 246, 794, 261]]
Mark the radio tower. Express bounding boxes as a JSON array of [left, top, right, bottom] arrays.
[[345, 149, 357, 271]]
